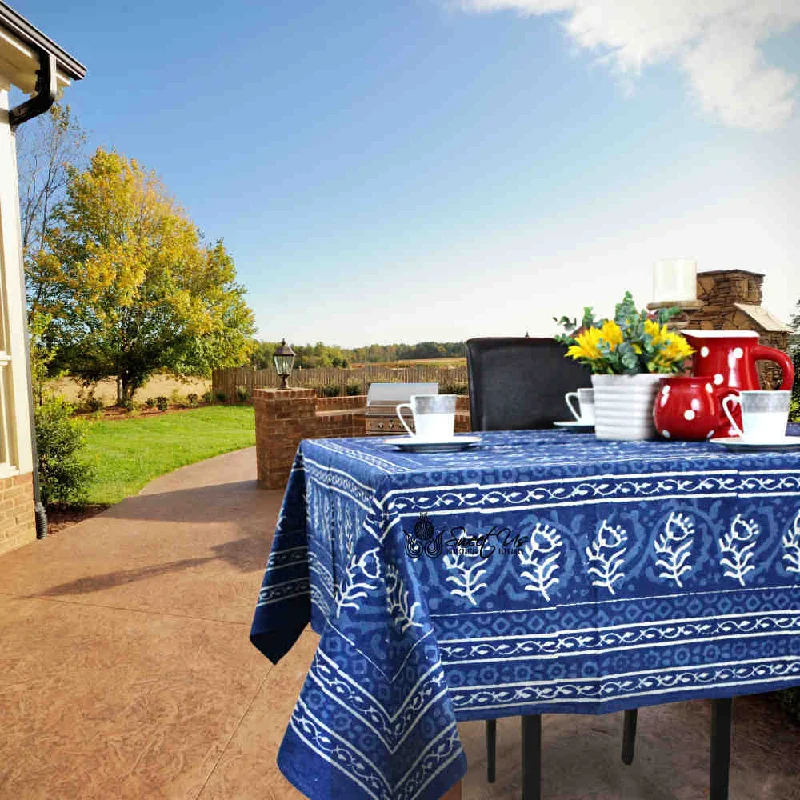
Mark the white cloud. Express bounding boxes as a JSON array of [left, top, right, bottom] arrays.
[[458, 0, 800, 130]]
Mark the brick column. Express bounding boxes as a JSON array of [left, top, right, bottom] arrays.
[[253, 389, 317, 489]]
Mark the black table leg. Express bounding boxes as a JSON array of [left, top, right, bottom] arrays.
[[622, 709, 638, 765], [486, 719, 497, 783], [522, 714, 542, 800], [710, 697, 733, 800]]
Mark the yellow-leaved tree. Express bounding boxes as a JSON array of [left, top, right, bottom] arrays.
[[39, 148, 255, 403]]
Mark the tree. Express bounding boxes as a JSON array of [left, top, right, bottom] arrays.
[[41, 148, 255, 403], [16, 104, 86, 319]]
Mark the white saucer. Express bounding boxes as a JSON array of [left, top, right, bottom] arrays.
[[386, 435, 481, 453], [710, 436, 800, 452], [554, 420, 595, 434]]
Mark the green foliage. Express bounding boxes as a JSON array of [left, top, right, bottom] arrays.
[[37, 148, 255, 403], [318, 385, 342, 397], [119, 398, 134, 412], [344, 383, 362, 396], [187, 393, 199, 406], [34, 396, 93, 507], [249, 340, 466, 369], [145, 397, 157, 409], [82, 393, 104, 413], [201, 390, 213, 404], [791, 396, 799, 423], [215, 391, 228, 404], [156, 396, 169, 411], [440, 382, 469, 395], [348, 341, 465, 363]]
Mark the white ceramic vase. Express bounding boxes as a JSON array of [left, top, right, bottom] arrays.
[[591, 373, 668, 441]]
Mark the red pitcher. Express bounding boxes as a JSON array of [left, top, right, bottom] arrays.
[[682, 330, 795, 436]]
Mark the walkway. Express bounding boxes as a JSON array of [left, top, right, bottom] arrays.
[[0, 448, 797, 799]]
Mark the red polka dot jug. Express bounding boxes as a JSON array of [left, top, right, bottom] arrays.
[[681, 330, 794, 436], [653, 377, 735, 441]]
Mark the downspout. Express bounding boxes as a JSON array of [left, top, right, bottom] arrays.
[[9, 49, 58, 538]]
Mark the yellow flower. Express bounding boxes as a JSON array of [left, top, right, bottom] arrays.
[[644, 319, 668, 345], [567, 327, 603, 361], [653, 332, 694, 367], [566, 321, 625, 363], [599, 320, 623, 351]]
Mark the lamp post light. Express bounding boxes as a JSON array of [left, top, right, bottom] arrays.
[[273, 338, 296, 389]]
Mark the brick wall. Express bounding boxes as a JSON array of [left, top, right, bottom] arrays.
[[253, 389, 365, 489], [0, 472, 35, 556], [254, 389, 472, 490]]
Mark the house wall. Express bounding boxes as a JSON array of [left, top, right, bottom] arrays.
[[0, 472, 34, 555], [0, 84, 36, 549]]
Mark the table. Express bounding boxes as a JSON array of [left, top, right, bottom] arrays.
[[250, 427, 800, 800]]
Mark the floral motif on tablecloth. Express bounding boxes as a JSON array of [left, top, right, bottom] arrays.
[[385, 563, 424, 632], [338, 547, 381, 612], [518, 522, 563, 602], [653, 512, 695, 587], [443, 551, 488, 606], [783, 510, 800, 576], [586, 520, 628, 595], [719, 514, 760, 586]]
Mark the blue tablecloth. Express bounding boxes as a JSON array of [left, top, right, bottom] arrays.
[[251, 426, 800, 800]]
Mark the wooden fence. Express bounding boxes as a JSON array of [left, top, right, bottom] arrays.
[[212, 364, 469, 399]]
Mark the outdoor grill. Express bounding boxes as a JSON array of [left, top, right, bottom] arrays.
[[364, 382, 438, 436]]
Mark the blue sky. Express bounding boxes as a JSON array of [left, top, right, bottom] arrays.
[[15, 0, 800, 347]]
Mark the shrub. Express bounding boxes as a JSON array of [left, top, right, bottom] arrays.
[[144, 397, 157, 409], [440, 382, 469, 395], [119, 398, 134, 412], [83, 394, 104, 413], [35, 396, 93, 507], [215, 391, 228, 404], [170, 389, 186, 407], [235, 385, 250, 403], [791, 396, 799, 423], [344, 383, 362, 396], [202, 391, 213, 404], [318, 385, 341, 397], [187, 393, 199, 406], [156, 396, 169, 411]]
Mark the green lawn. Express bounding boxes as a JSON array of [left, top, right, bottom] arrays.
[[83, 405, 255, 506]]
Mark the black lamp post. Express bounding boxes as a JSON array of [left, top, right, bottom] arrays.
[[273, 338, 296, 389]]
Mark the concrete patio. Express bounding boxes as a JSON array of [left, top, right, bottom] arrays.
[[0, 447, 798, 799]]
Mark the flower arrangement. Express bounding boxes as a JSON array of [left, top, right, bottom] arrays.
[[555, 291, 694, 375]]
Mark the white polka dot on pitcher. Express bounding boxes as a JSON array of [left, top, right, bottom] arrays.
[[684, 410, 695, 420], [691, 399, 701, 410], [714, 374, 724, 385], [701, 346, 710, 358], [662, 430, 671, 438], [733, 347, 743, 359], [706, 383, 713, 393]]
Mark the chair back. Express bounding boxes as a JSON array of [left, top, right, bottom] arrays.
[[466, 337, 591, 431]]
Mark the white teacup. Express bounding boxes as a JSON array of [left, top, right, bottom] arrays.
[[396, 394, 456, 441], [722, 390, 790, 443], [565, 388, 595, 424]]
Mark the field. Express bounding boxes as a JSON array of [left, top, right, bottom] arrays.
[[81, 406, 255, 506], [48, 373, 211, 405], [350, 358, 467, 368]]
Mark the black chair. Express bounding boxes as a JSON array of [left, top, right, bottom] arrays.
[[467, 337, 592, 793], [466, 337, 734, 800]]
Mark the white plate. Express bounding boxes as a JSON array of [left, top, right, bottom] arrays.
[[554, 420, 595, 433], [710, 436, 800, 452], [386, 435, 482, 453]]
